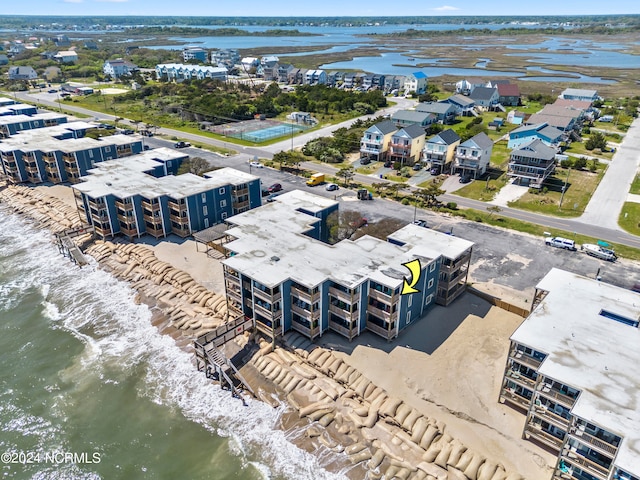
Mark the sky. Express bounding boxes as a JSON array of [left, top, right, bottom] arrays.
[[6, 1, 639, 17]]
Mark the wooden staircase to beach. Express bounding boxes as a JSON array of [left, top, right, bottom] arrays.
[[54, 225, 95, 267]]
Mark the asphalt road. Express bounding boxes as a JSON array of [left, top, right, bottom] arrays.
[[9, 89, 640, 293]]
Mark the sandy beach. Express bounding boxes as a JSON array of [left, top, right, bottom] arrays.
[[0, 182, 555, 480]]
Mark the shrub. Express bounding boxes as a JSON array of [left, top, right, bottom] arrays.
[[542, 186, 549, 195], [560, 158, 574, 168], [446, 202, 458, 210], [573, 157, 587, 170], [401, 198, 410, 205]]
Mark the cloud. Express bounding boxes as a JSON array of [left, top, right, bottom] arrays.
[[63, 0, 84, 3], [432, 5, 461, 11]]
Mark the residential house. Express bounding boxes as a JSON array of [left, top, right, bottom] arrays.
[[155, 64, 228, 82], [295, 68, 308, 85], [304, 69, 327, 85], [54, 50, 78, 64], [559, 88, 598, 102], [453, 132, 493, 179], [8, 43, 25, 55], [361, 74, 374, 90], [8, 66, 37, 80], [359, 120, 397, 162], [498, 268, 640, 480], [53, 35, 70, 47], [404, 72, 428, 94], [415, 102, 457, 124], [387, 124, 426, 166], [507, 110, 526, 125], [221, 190, 472, 343], [455, 77, 490, 95], [182, 47, 208, 63], [83, 40, 98, 50], [325, 71, 341, 87], [497, 83, 521, 106], [0, 54, 8, 66], [277, 64, 294, 83], [240, 57, 259, 73], [507, 139, 557, 188], [443, 94, 476, 116], [287, 68, 300, 85], [103, 59, 139, 79], [211, 49, 240, 67], [423, 129, 461, 172], [384, 75, 405, 93], [343, 73, 358, 89], [526, 105, 584, 134], [287, 112, 316, 125], [507, 123, 564, 149], [371, 74, 385, 89], [261, 56, 280, 81], [391, 110, 436, 129], [469, 86, 500, 109]]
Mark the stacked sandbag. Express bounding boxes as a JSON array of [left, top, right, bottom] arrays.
[[248, 340, 528, 480]]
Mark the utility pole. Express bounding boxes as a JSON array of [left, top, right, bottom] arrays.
[[559, 167, 571, 210]]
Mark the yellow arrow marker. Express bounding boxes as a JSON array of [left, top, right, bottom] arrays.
[[401, 259, 422, 295]]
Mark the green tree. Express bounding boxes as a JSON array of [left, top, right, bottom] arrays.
[[414, 181, 445, 206], [573, 157, 588, 170], [337, 166, 355, 186], [487, 205, 502, 217], [585, 131, 607, 151], [177, 156, 210, 176]]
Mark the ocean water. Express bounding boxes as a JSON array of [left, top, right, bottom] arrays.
[[0, 210, 347, 480]]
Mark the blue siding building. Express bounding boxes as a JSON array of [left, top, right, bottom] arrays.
[[222, 191, 474, 343]]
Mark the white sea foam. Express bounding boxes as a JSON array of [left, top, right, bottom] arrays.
[[0, 209, 350, 480]]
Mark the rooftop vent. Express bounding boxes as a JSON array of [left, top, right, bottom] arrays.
[[271, 256, 280, 262], [599, 309, 639, 328]]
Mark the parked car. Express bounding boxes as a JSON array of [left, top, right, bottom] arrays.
[[412, 163, 423, 171], [360, 157, 371, 165], [249, 161, 264, 168], [459, 174, 472, 184], [120, 129, 135, 135], [267, 183, 282, 193], [430, 166, 441, 175], [383, 161, 393, 168], [266, 193, 282, 203], [47, 89, 57, 93], [174, 141, 191, 148], [140, 130, 153, 137], [97, 123, 115, 130], [143, 145, 150, 151], [412, 219, 428, 228], [545, 236, 577, 251], [325, 183, 339, 191]]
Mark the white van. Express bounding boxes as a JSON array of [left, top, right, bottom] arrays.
[[545, 236, 577, 251]]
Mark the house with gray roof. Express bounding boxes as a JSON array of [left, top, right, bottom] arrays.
[[391, 110, 436, 128], [360, 120, 397, 161], [469, 86, 500, 108], [559, 88, 598, 102], [8, 66, 37, 80], [508, 122, 564, 149], [388, 124, 426, 166], [453, 132, 493, 178], [443, 95, 476, 116], [415, 102, 457, 124], [507, 138, 557, 188], [423, 129, 461, 172]]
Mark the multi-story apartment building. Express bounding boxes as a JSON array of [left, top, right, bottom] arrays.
[[73, 152, 261, 239], [211, 49, 240, 67], [507, 139, 558, 188], [499, 268, 640, 480], [221, 190, 474, 343], [182, 47, 208, 63], [423, 129, 461, 172], [155, 64, 228, 82], [0, 112, 68, 138], [387, 124, 426, 167], [0, 102, 38, 117], [359, 120, 397, 162], [453, 132, 493, 179], [0, 122, 143, 184]]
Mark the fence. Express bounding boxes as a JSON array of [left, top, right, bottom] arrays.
[[467, 286, 530, 318]]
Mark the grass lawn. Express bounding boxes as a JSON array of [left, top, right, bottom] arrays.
[[455, 172, 508, 202], [619, 202, 640, 236], [516, 101, 543, 115], [355, 165, 381, 175], [490, 140, 510, 168], [507, 166, 605, 217], [564, 141, 613, 161], [630, 175, 640, 195]]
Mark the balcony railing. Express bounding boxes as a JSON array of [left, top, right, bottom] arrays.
[[328, 320, 357, 340], [510, 351, 543, 370], [530, 408, 570, 430], [255, 321, 283, 338], [568, 428, 618, 457], [366, 321, 394, 340], [170, 213, 188, 224], [562, 451, 610, 480], [367, 304, 396, 322], [329, 303, 357, 321], [368, 288, 394, 302], [525, 425, 564, 451], [506, 369, 536, 389], [537, 383, 577, 408], [291, 303, 319, 320], [233, 200, 249, 211], [329, 286, 356, 304], [291, 321, 320, 339], [500, 388, 531, 409], [253, 287, 281, 303], [291, 286, 319, 303]]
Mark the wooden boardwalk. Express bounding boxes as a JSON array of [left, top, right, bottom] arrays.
[[55, 225, 95, 267], [194, 315, 256, 398]]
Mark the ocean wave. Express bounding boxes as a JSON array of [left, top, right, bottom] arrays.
[[0, 207, 348, 480]]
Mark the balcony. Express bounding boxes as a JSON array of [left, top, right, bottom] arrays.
[[119, 223, 138, 237], [255, 320, 283, 338], [500, 388, 531, 409], [233, 200, 249, 211], [226, 289, 241, 304], [455, 160, 480, 169], [510, 351, 543, 370], [329, 303, 357, 322], [368, 288, 394, 302], [291, 303, 319, 320], [291, 320, 320, 339], [367, 304, 396, 322], [291, 285, 318, 303], [524, 425, 564, 451], [253, 302, 279, 320], [94, 225, 113, 238], [169, 213, 188, 224], [562, 451, 610, 480], [530, 408, 571, 430], [171, 224, 191, 237], [537, 383, 578, 408], [329, 286, 356, 303], [568, 428, 618, 457], [360, 145, 383, 155], [366, 321, 395, 340], [328, 319, 357, 340], [253, 287, 281, 303], [505, 369, 536, 389]]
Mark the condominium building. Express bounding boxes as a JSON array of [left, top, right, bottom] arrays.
[[155, 63, 228, 82], [221, 190, 474, 342], [182, 47, 208, 63], [0, 102, 38, 117], [0, 122, 143, 184], [72, 152, 261, 239], [0, 112, 68, 138], [499, 268, 640, 480]]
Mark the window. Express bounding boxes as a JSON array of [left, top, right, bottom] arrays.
[[221, 212, 227, 220], [201, 193, 206, 202], [220, 200, 226, 208], [429, 262, 436, 272], [428, 279, 434, 289], [425, 294, 433, 305], [407, 295, 412, 307], [219, 187, 226, 195], [203, 206, 208, 216]]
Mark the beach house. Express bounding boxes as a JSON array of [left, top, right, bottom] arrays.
[[507, 139, 558, 188], [359, 120, 397, 162], [423, 129, 461, 173], [387, 124, 426, 167], [453, 132, 493, 179]]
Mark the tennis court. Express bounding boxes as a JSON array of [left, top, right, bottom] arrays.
[[210, 119, 307, 143]]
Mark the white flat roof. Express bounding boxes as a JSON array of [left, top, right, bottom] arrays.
[[511, 268, 640, 475], [222, 190, 456, 290], [202, 167, 259, 186], [387, 224, 474, 260]]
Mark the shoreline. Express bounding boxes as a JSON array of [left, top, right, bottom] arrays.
[[0, 182, 548, 480]]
